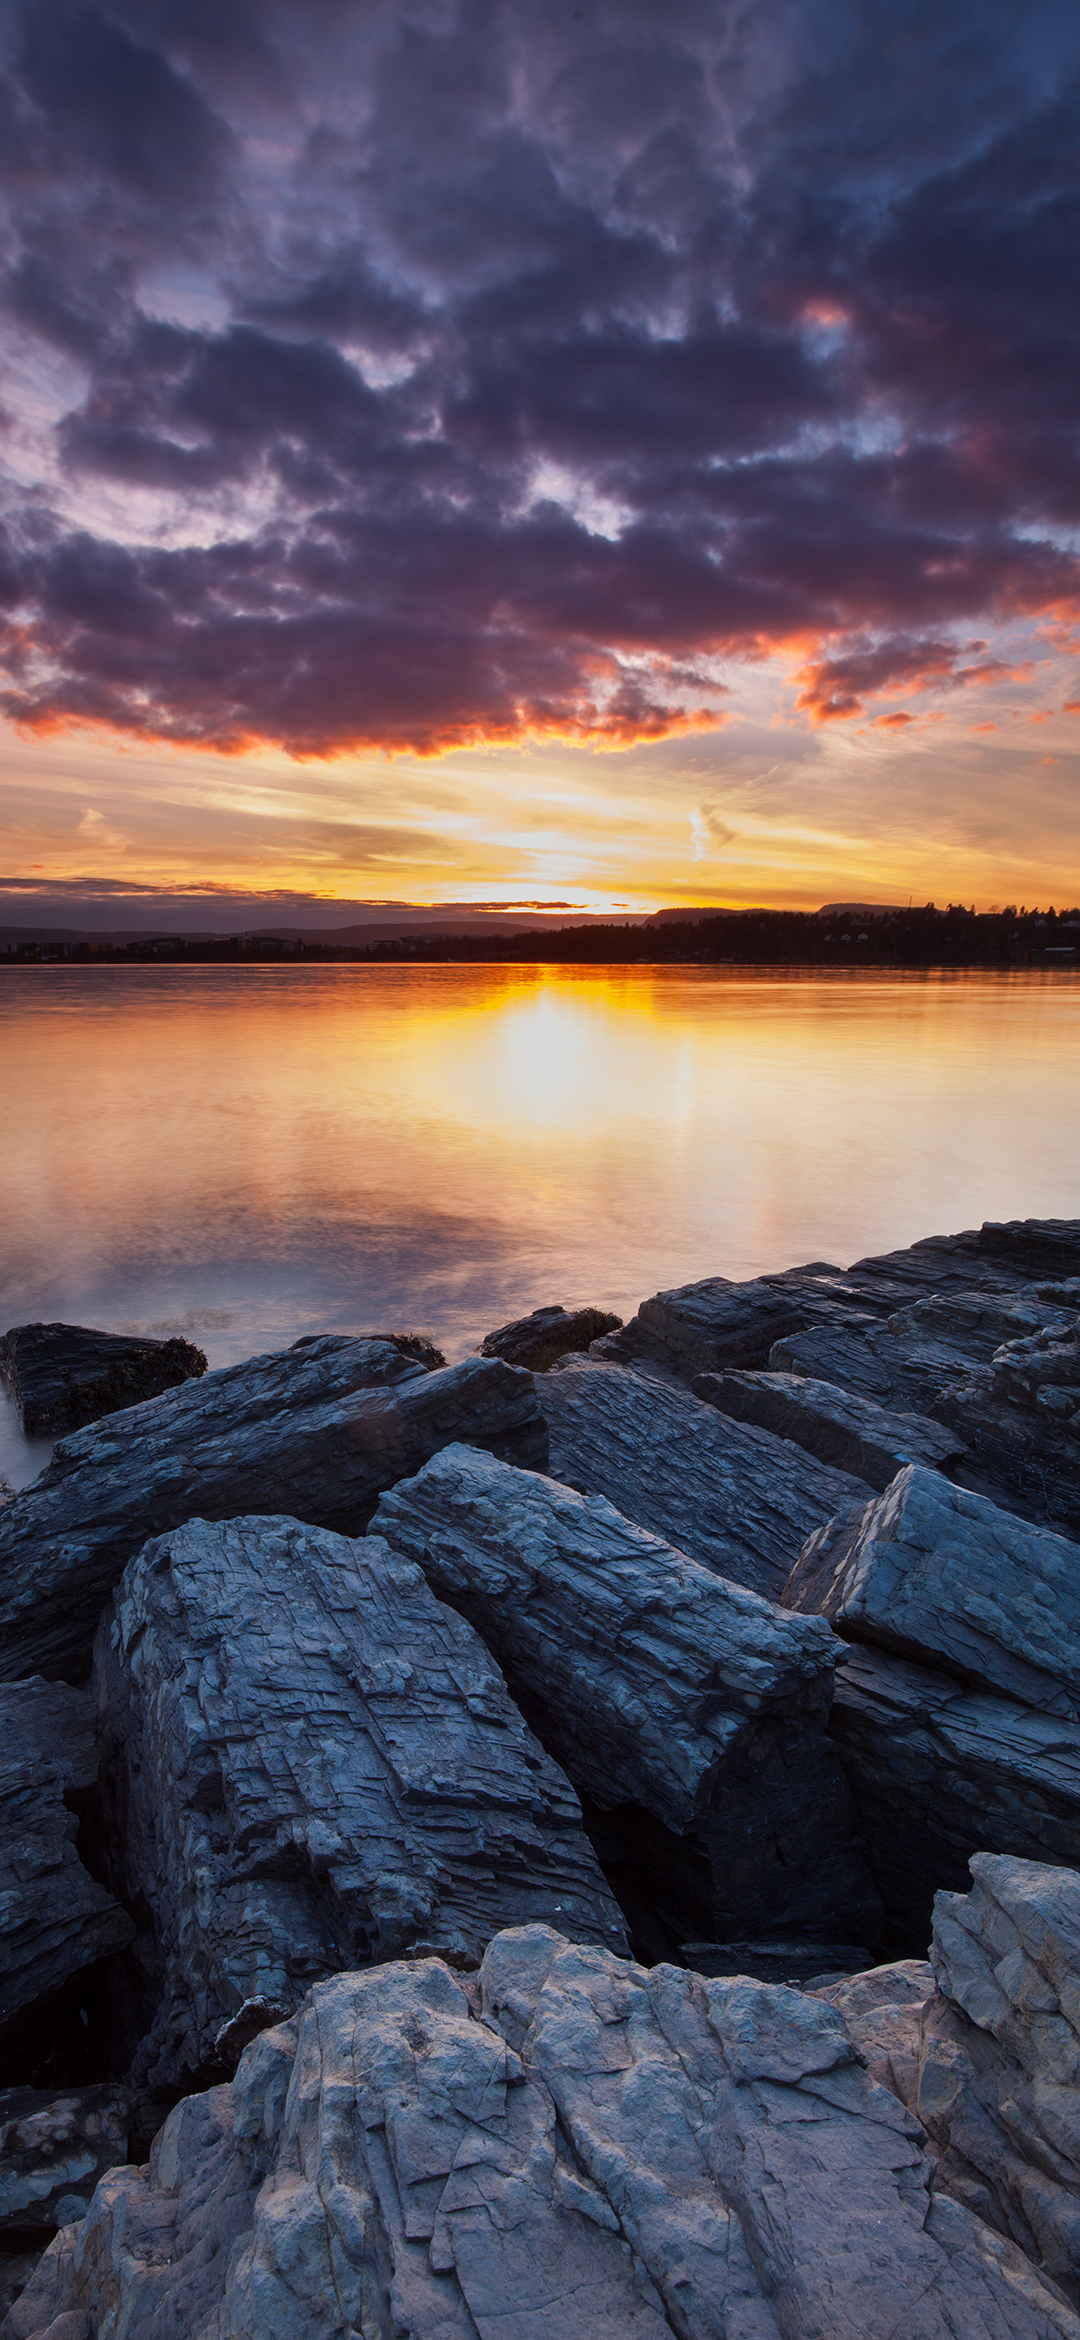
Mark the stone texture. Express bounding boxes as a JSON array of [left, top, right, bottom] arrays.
[[824, 1857, 1080, 2311], [785, 1463, 1080, 1714], [479, 1304, 622, 1370], [372, 1443, 881, 1948], [602, 1272, 819, 1373], [770, 1287, 1059, 1418], [92, 1513, 625, 2093], [682, 1938, 875, 1987], [940, 1303, 1080, 1534], [0, 1338, 546, 1685], [0, 1323, 207, 1438], [0, 2086, 129, 2236], [692, 1365, 964, 1492], [826, 1646, 1080, 1944], [540, 1356, 872, 1601], [9, 1927, 1079, 2340], [978, 1220, 1080, 1275], [0, 1681, 133, 2084]]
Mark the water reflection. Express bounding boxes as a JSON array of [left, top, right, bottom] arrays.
[[1, 962, 1077, 1484]]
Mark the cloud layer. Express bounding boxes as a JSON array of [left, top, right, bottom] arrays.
[[0, 0, 1078, 761]]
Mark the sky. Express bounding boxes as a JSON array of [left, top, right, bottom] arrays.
[[1, 0, 1079, 915]]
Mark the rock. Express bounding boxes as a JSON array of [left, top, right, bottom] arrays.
[[602, 1272, 820, 1373], [681, 1938, 875, 1987], [770, 1287, 1058, 1417], [827, 1856, 1080, 2310], [0, 1339, 546, 1685], [939, 1305, 1080, 1533], [92, 1513, 625, 2092], [9, 1928, 1079, 2340], [0, 1323, 207, 1438], [826, 1645, 1080, 1944], [479, 1304, 622, 1370], [0, 2086, 129, 2236], [692, 1366, 965, 1492], [785, 1464, 1080, 1715], [0, 1681, 133, 2085], [372, 1443, 881, 1949], [540, 1356, 873, 1600], [978, 1219, 1080, 1274]]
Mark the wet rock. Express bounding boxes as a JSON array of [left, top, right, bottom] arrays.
[[940, 1305, 1080, 1533], [0, 1339, 546, 1685], [828, 1856, 1080, 2310], [826, 1645, 1080, 1944], [541, 1356, 872, 1600], [771, 1287, 1056, 1417], [693, 1366, 964, 1492], [601, 1272, 819, 1373], [92, 1512, 625, 2093], [978, 1219, 1080, 1275], [372, 1443, 881, 1950], [0, 2086, 129, 2236], [0, 1323, 207, 1439], [479, 1303, 622, 1370], [0, 1681, 133, 2085], [785, 1464, 1080, 1714], [9, 1927, 1078, 2340]]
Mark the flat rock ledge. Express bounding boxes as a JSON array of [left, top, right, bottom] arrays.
[[0, 1323, 207, 1438], [7, 1925, 1078, 2340]]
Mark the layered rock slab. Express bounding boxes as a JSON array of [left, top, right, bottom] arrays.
[[92, 1512, 625, 2092], [9, 1927, 1079, 2340], [0, 2086, 129, 2238], [785, 1463, 1080, 1715], [540, 1355, 872, 1601], [824, 1856, 1080, 2310], [0, 1322, 206, 1437], [826, 1647, 1080, 1943], [692, 1366, 964, 1491], [0, 1682, 133, 2084], [0, 1338, 546, 1684], [372, 1443, 880, 1947]]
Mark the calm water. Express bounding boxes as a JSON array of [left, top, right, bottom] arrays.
[[1, 962, 1077, 1483]]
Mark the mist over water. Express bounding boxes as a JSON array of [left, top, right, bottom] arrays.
[[1, 961, 1077, 1484]]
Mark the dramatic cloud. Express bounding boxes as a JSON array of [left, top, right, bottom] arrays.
[[0, 0, 1078, 760]]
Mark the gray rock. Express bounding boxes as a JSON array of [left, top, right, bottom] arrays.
[[785, 1464, 1080, 1714], [0, 2086, 129, 2236], [92, 1513, 625, 2092], [8, 1928, 1079, 2340], [692, 1366, 964, 1492], [830, 1856, 1080, 2310], [0, 1681, 133, 2084], [939, 1309, 1080, 1534], [0, 1322, 207, 1438], [0, 1339, 546, 1684], [769, 1288, 1056, 1418], [826, 1645, 1080, 1943], [372, 1444, 881, 1948], [681, 1938, 875, 1987], [541, 1356, 873, 1600], [479, 1304, 622, 1370], [603, 1271, 819, 1373], [978, 1220, 1080, 1275]]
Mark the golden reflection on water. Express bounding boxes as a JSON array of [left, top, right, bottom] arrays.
[[0, 961, 1076, 1476]]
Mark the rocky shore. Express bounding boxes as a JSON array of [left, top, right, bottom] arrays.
[[1, 1214, 1079, 2334]]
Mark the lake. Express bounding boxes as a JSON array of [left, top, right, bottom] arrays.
[[1, 961, 1077, 1483]]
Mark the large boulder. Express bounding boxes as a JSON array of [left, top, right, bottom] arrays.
[[0, 1322, 207, 1437], [825, 1646, 1080, 1945], [692, 1365, 964, 1491], [92, 1513, 625, 2092], [785, 1465, 1080, 1715], [0, 1682, 133, 2086], [823, 1855, 1080, 2310], [8, 1928, 1078, 2340], [371, 1444, 880, 1951], [0, 1338, 546, 1684], [540, 1356, 872, 1601]]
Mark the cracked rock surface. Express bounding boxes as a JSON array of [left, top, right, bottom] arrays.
[[372, 1443, 881, 1948], [93, 1513, 625, 2092], [0, 1681, 133, 2084], [0, 1323, 207, 1438], [0, 2087, 129, 2237], [785, 1463, 1080, 1715], [692, 1365, 964, 1492], [0, 1339, 546, 1684], [823, 1855, 1080, 2311], [478, 1304, 622, 1370], [8, 1926, 1079, 2340], [540, 1356, 872, 1601]]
